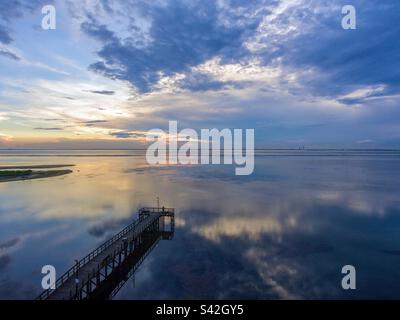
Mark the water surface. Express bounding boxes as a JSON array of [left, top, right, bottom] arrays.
[[0, 150, 399, 299]]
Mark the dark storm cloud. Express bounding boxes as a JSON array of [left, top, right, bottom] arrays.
[[179, 73, 249, 92], [79, 0, 399, 100], [258, 0, 400, 99], [84, 0, 270, 93], [81, 20, 118, 44]]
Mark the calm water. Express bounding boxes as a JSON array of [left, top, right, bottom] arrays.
[[0, 150, 400, 299]]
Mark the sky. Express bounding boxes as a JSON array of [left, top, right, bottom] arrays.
[[0, 0, 399, 149]]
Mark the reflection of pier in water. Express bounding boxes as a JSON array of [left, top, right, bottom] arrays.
[[36, 207, 175, 300]]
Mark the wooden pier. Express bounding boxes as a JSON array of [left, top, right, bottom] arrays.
[[36, 207, 175, 300]]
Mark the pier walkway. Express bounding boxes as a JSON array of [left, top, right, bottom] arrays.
[[36, 207, 175, 300]]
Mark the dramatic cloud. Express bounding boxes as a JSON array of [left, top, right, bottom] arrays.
[[0, 0, 399, 147], [252, 0, 400, 99], [83, 0, 271, 92], [76, 0, 400, 101]]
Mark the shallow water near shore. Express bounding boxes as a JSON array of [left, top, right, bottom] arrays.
[[0, 149, 400, 299]]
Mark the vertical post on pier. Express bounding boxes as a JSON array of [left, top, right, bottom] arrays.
[[75, 282, 78, 299], [122, 237, 127, 257], [96, 265, 100, 285], [87, 273, 91, 294]]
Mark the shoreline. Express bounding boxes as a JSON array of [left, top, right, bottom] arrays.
[[0, 169, 73, 183], [0, 164, 75, 170]]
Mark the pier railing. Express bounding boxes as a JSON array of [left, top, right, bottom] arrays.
[[139, 207, 175, 214], [36, 207, 174, 300]]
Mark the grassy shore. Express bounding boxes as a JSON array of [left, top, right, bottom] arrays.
[[0, 170, 33, 177], [0, 164, 74, 170], [0, 166, 73, 183]]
